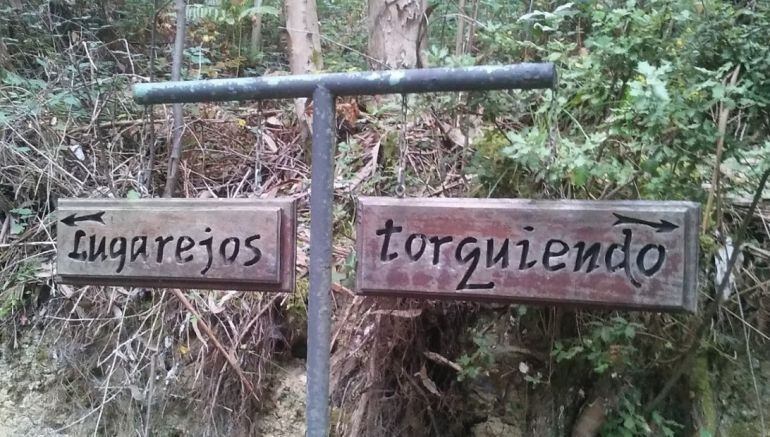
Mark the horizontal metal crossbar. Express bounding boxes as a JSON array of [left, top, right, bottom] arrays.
[[132, 62, 557, 437], [133, 63, 556, 104]]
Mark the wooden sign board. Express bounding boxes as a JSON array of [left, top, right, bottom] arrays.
[[56, 198, 296, 291], [356, 198, 699, 312]]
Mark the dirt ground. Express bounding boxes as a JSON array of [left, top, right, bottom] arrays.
[[0, 329, 73, 436], [0, 327, 307, 437], [0, 318, 766, 437]]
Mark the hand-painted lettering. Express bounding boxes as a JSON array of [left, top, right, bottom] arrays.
[[64, 226, 269, 274], [455, 237, 494, 290], [109, 237, 127, 273], [369, 214, 672, 291], [376, 219, 401, 261]]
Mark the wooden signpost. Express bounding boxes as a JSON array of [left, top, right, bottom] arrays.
[[56, 198, 296, 292], [356, 197, 699, 312], [128, 63, 703, 436]]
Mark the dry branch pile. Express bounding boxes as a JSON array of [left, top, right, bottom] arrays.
[[0, 25, 488, 432]]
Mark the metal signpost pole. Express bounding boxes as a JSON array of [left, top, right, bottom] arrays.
[[307, 85, 335, 436], [133, 62, 557, 437]]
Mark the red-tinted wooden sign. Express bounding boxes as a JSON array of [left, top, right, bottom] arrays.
[[356, 198, 699, 312], [56, 198, 296, 291]]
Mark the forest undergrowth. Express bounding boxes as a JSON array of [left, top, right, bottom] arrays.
[[0, 0, 769, 436]]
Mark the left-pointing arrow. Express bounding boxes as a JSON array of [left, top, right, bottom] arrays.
[[61, 211, 106, 227]]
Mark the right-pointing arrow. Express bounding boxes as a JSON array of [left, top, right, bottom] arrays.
[[612, 213, 679, 233]]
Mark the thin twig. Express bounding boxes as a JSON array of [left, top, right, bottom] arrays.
[[143, 354, 157, 437], [145, 0, 160, 195], [170, 288, 258, 401], [737, 290, 767, 436], [93, 309, 126, 436], [645, 165, 770, 415], [233, 294, 279, 348], [163, 0, 187, 197], [702, 65, 741, 233]]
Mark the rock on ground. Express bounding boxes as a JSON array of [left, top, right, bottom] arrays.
[[256, 359, 307, 436], [470, 417, 523, 437]]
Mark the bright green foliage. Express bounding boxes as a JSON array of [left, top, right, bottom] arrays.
[[182, 0, 285, 76], [553, 316, 642, 375], [317, 1, 368, 71], [9, 207, 34, 235], [602, 390, 683, 437], [456, 333, 496, 382], [466, 0, 769, 204], [1, 0, 768, 434], [186, 1, 279, 25], [0, 2, 133, 127], [0, 260, 38, 321]]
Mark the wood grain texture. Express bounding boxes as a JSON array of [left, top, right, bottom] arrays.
[[356, 197, 699, 312], [56, 198, 296, 292]]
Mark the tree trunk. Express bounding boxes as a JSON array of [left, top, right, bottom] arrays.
[[163, 0, 187, 198], [284, 0, 322, 126], [249, 0, 263, 57], [455, 0, 466, 56], [466, 0, 480, 56], [367, 0, 428, 69]]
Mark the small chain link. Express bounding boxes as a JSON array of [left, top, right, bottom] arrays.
[[396, 94, 408, 198], [254, 101, 264, 195], [546, 86, 559, 169]]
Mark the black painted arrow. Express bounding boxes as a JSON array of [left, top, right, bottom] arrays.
[[61, 211, 105, 227], [612, 213, 679, 233]]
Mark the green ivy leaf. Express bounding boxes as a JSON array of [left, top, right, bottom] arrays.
[[10, 208, 33, 217], [651, 82, 669, 102], [637, 61, 655, 78], [10, 220, 24, 235], [570, 167, 590, 187], [2, 71, 25, 86], [239, 5, 280, 20]]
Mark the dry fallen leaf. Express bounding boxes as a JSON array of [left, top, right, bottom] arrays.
[[370, 308, 423, 318], [418, 365, 440, 396]]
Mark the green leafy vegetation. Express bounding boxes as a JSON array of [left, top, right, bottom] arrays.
[[553, 316, 642, 375], [469, 0, 769, 203], [0, 0, 768, 435]]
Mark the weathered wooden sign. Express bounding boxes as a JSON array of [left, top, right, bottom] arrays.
[[356, 198, 699, 312], [56, 198, 296, 291]]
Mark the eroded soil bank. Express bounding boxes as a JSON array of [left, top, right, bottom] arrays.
[[1, 311, 769, 436], [0, 327, 307, 436]]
